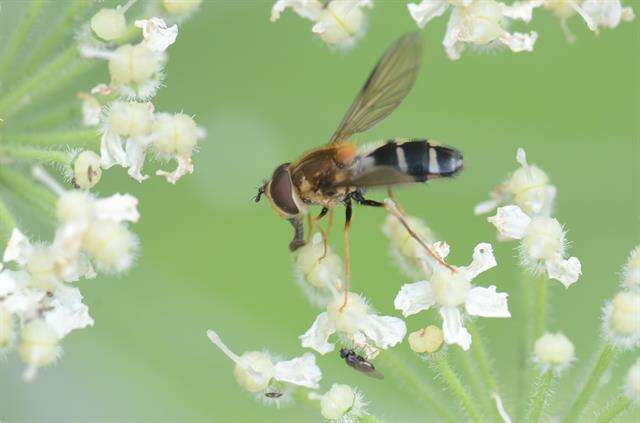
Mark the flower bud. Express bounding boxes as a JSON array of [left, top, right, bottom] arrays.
[[383, 214, 434, 260], [610, 291, 640, 335], [25, 246, 60, 291], [83, 221, 137, 272], [320, 383, 355, 420], [313, 1, 367, 46], [534, 332, 574, 369], [90, 8, 126, 41], [163, 0, 202, 14], [57, 190, 93, 223], [408, 326, 444, 354], [625, 359, 640, 400], [233, 351, 275, 393], [622, 246, 640, 289], [507, 148, 556, 215], [73, 151, 102, 189], [18, 320, 60, 372], [522, 217, 564, 261], [0, 305, 13, 348], [295, 233, 342, 289], [109, 44, 160, 86], [108, 101, 154, 137], [151, 113, 200, 157]]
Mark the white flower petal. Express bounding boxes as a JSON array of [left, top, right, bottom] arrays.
[[79, 93, 101, 127], [100, 130, 127, 169], [464, 243, 497, 279], [135, 18, 178, 52], [407, 0, 449, 28], [125, 139, 150, 182], [156, 155, 194, 184], [501, 0, 542, 22], [499, 31, 538, 53], [465, 286, 511, 318], [359, 314, 406, 350], [0, 269, 43, 314], [270, 0, 322, 22], [546, 255, 582, 288], [394, 281, 435, 317], [443, 9, 464, 60], [45, 285, 94, 338], [516, 147, 528, 167], [3, 228, 29, 264], [299, 312, 336, 355], [474, 197, 500, 215], [94, 194, 140, 223], [274, 352, 322, 388], [440, 307, 471, 350], [488, 205, 531, 240]]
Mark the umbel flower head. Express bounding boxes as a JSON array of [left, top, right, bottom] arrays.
[[533, 332, 575, 373], [407, 0, 539, 60], [207, 329, 322, 405], [394, 243, 510, 350], [270, 0, 373, 48], [488, 205, 582, 287]]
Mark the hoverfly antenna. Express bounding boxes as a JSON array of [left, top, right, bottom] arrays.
[[254, 184, 266, 203]]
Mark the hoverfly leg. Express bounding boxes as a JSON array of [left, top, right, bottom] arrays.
[[288, 217, 306, 252], [351, 191, 384, 208], [317, 207, 329, 220], [387, 187, 405, 213], [306, 214, 314, 243], [315, 207, 330, 261], [340, 199, 353, 311]]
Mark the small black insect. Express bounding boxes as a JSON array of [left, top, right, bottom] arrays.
[[339, 348, 384, 379], [265, 392, 283, 398]]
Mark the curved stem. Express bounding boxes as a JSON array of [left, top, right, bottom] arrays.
[[525, 370, 554, 423], [432, 353, 484, 423], [377, 350, 458, 423], [0, 195, 18, 243], [0, 166, 56, 217], [563, 343, 617, 423], [9, 128, 99, 148], [0, 0, 47, 81], [0, 144, 74, 165], [534, 277, 548, 339], [594, 395, 633, 423]]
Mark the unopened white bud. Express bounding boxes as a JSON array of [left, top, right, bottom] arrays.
[[321, 383, 356, 420], [91, 8, 126, 41], [163, 0, 202, 14], [0, 305, 13, 347], [18, 320, 60, 379], [151, 113, 200, 157], [73, 151, 102, 189], [108, 101, 154, 137], [313, 1, 368, 46], [83, 221, 136, 272], [431, 268, 471, 308], [383, 214, 434, 260], [57, 190, 93, 223], [534, 332, 574, 369], [507, 149, 556, 215], [25, 246, 60, 291], [622, 246, 640, 289], [296, 233, 342, 289], [109, 44, 160, 86], [543, 0, 578, 19], [233, 351, 275, 393], [522, 217, 564, 261], [611, 291, 640, 336], [327, 292, 368, 334], [625, 359, 640, 400], [408, 325, 444, 354]]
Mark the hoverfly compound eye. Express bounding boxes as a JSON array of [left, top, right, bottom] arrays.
[[269, 164, 299, 216]]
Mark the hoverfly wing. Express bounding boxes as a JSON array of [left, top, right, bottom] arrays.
[[329, 32, 423, 144], [335, 165, 416, 188], [346, 355, 385, 379]]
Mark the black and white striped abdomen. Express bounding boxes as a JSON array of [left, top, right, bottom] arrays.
[[367, 139, 463, 182]]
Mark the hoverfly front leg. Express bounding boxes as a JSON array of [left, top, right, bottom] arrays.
[[316, 207, 330, 261], [288, 217, 305, 252], [340, 198, 353, 311]]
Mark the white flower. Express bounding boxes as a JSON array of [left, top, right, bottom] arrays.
[[0, 269, 44, 315], [602, 290, 640, 350], [18, 319, 60, 381], [488, 205, 582, 287], [533, 332, 575, 373], [318, 383, 366, 421], [394, 243, 509, 350], [271, 0, 323, 22], [408, 0, 538, 60], [77, 92, 101, 127], [300, 292, 406, 355], [207, 329, 322, 396], [295, 233, 343, 307], [622, 245, 640, 290], [475, 148, 556, 217], [135, 18, 178, 52], [625, 359, 640, 401], [43, 285, 94, 338]]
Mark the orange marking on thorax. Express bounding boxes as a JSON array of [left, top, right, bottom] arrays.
[[335, 143, 357, 166]]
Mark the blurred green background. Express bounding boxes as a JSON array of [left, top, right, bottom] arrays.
[[0, 1, 638, 422]]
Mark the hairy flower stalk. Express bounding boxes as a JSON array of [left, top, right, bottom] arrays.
[[593, 359, 639, 422], [0, 1, 202, 380]]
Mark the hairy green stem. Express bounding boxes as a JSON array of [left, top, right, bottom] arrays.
[[563, 343, 617, 423], [7, 102, 81, 132], [10, 128, 99, 148], [0, 195, 18, 242], [0, 0, 47, 81], [0, 144, 74, 165], [594, 395, 633, 423], [377, 351, 458, 423], [432, 353, 484, 423], [0, 167, 56, 217], [517, 271, 535, 419], [534, 277, 548, 339], [525, 370, 554, 423]]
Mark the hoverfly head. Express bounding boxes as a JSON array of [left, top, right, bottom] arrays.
[[264, 163, 301, 218]]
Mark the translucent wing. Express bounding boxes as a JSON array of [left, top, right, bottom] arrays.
[[329, 32, 423, 144], [335, 165, 416, 188]]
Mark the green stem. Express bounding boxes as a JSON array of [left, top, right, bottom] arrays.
[[563, 343, 617, 423], [360, 414, 387, 423], [0, 195, 18, 243], [594, 395, 633, 423], [525, 370, 554, 423], [517, 271, 535, 419], [21, 0, 92, 75], [7, 102, 81, 132], [0, 0, 47, 81], [9, 128, 99, 148], [0, 144, 74, 165], [457, 348, 490, 410], [432, 353, 484, 423], [0, 166, 56, 217], [377, 351, 458, 423], [534, 277, 548, 339]]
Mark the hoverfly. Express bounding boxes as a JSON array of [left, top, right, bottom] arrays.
[[265, 392, 283, 399], [339, 348, 384, 380], [255, 32, 463, 296]]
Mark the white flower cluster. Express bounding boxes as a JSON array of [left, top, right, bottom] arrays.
[[80, 2, 205, 185], [0, 189, 139, 380], [478, 148, 582, 288], [270, 0, 373, 48], [533, 331, 575, 373]]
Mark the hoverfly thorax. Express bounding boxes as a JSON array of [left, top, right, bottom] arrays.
[[264, 163, 306, 219]]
